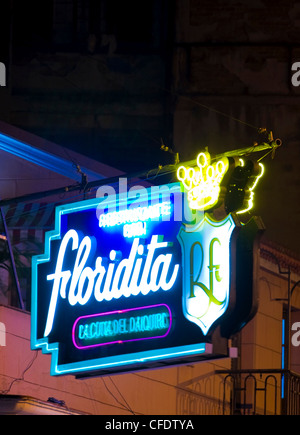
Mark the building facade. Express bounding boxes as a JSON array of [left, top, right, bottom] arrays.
[[0, 1, 300, 415], [0, 236, 299, 415], [0, 123, 299, 415]]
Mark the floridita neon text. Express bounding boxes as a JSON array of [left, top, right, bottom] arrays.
[[44, 230, 179, 337]]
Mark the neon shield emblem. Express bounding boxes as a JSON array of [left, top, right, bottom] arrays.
[[178, 213, 236, 335]]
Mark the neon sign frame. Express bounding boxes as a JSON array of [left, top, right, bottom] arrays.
[[72, 304, 172, 350], [31, 181, 263, 377], [31, 187, 215, 377]]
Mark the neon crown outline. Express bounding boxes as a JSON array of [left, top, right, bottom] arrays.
[[177, 151, 264, 213], [177, 151, 228, 211]]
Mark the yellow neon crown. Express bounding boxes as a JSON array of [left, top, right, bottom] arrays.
[[177, 151, 265, 214], [177, 151, 229, 211]]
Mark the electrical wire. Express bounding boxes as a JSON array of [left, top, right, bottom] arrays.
[[1, 166, 179, 226], [157, 83, 263, 133], [108, 376, 135, 415], [0, 350, 38, 395], [101, 377, 135, 415], [177, 92, 261, 131]]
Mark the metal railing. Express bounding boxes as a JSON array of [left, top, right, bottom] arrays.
[[216, 369, 300, 415]]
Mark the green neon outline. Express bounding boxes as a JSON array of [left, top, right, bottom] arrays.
[[177, 213, 236, 335]]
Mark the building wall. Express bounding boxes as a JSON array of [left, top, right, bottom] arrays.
[[1, 1, 299, 253], [0, 0, 174, 174], [172, 0, 300, 257], [1, 244, 299, 415], [239, 243, 300, 414], [0, 304, 232, 415]]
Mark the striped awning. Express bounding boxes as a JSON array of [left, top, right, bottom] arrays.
[[3, 202, 56, 229], [1, 202, 57, 246]]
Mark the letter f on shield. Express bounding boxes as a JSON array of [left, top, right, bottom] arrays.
[[177, 213, 236, 335]]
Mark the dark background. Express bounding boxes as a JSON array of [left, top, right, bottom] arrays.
[[0, 0, 299, 255]]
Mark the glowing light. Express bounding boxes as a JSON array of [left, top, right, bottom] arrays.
[[237, 163, 264, 214], [0, 132, 104, 182], [123, 221, 147, 238], [44, 230, 179, 337], [98, 201, 171, 228], [177, 151, 229, 211], [50, 342, 209, 376], [31, 183, 238, 378], [178, 213, 236, 335], [72, 304, 172, 349]]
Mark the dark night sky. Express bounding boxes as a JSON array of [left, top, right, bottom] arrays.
[[0, 1, 299, 255]]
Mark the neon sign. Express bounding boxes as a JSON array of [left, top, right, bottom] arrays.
[[177, 152, 229, 211], [31, 182, 263, 377], [99, 201, 172, 238], [236, 161, 264, 214], [98, 201, 171, 228], [178, 213, 235, 335], [73, 304, 171, 349], [177, 151, 265, 214], [44, 231, 179, 337]]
